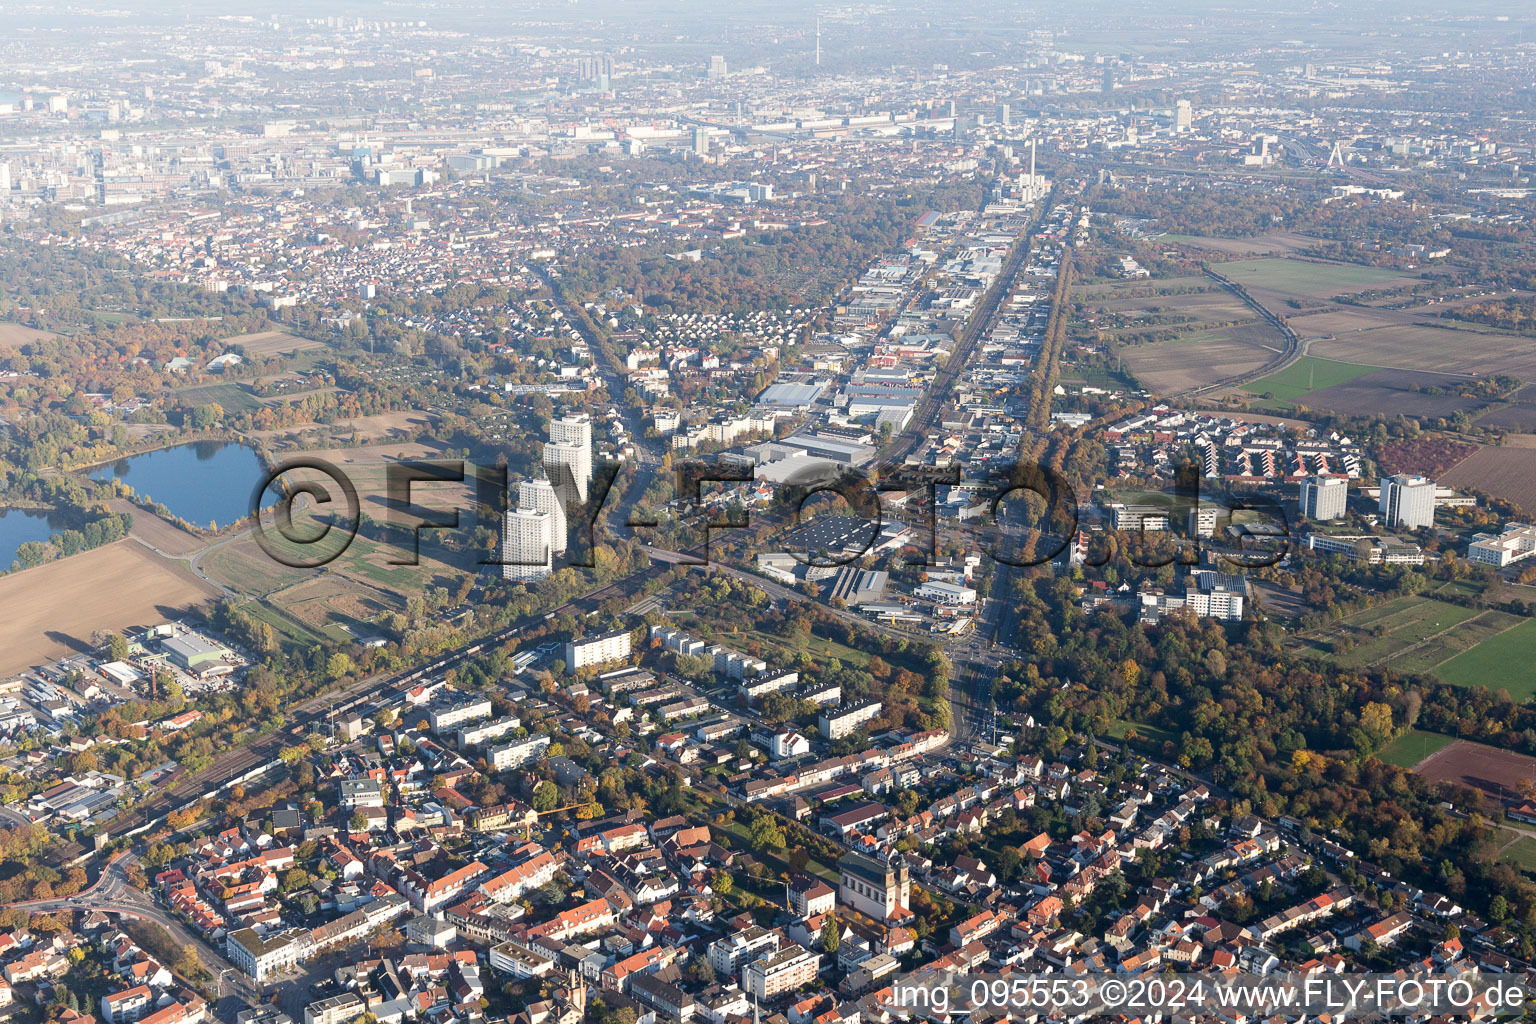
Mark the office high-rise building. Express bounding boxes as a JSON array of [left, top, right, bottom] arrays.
[[998, 103, 1011, 126], [1175, 99, 1193, 131], [1379, 474, 1436, 530], [1300, 475, 1348, 521], [544, 414, 592, 505], [692, 127, 710, 156], [1101, 67, 1117, 93], [502, 507, 552, 582], [0, 162, 10, 198], [519, 475, 567, 555], [707, 55, 728, 79]]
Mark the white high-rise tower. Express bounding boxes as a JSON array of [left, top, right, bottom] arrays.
[[519, 475, 567, 555], [544, 413, 593, 505], [1379, 474, 1436, 530], [502, 507, 553, 582]]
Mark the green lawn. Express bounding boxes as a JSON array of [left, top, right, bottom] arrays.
[[1376, 729, 1456, 769], [241, 599, 328, 646], [1502, 836, 1536, 874], [1106, 719, 1180, 748], [734, 627, 872, 670], [1216, 258, 1407, 297], [1241, 356, 1377, 401], [1433, 618, 1536, 700]]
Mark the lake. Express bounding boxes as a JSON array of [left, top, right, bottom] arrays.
[[0, 507, 69, 570], [88, 441, 274, 529]]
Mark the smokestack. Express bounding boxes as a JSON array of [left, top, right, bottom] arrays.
[[1030, 139, 1036, 183]]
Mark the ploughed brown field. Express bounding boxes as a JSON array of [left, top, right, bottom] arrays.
[[1413, 739, 1536, 804], [0, 539, 220, 677], [1442, 446, 1536, 517], [221, 329, 322, 357], [1477, 385, 1536, 432], [1285, 309, 1399, 338], [1297, 368, 1496, 420], [0, 323, 59, 349], [1309, 324, 1536, 377], [1118, 323, 1285, 394]]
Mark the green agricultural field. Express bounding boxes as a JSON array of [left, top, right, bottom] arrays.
[[1376, 729, 1456, 769], [1215, 258, 1407, 297], [1241, 356, 1377, 401], [1432, 618, 1536, 700], [174, 381, 264, 414]]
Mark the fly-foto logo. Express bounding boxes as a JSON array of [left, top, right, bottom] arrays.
[[249, 455, 1292, 570]]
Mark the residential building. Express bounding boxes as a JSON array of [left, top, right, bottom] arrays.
[[564, 629, 634, 674], [742, 944, 819, 1001], [545, 414, 593, 504], [502, 507, 553, 582], [519, 475, 568, 555], [489, 734, 551, 770], [226, 929, 309, 982], [818, 699, 883, 740], [1300, 475, 1348, 521], [303, 995, 364, 1024], [1379, 474, 1435, 529], [428, 697, 493, 733], [707, 926, 779, 978], [101, 987, 154, 1024]]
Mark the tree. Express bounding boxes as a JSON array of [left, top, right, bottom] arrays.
[[1490, 894, 1509, 922], [996, 846, 1022, 882], [748, 814, 786, 852], [820, 914, 840, 954], [532, 780, 560, 812], [189, 403, 224, 429], [349, 812, 368, 832]]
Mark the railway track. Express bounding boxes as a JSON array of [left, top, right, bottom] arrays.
[[1175, 265, 1303, 398]]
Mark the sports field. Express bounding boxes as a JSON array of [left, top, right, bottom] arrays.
[[1502, 837, 1536, 873], [1415, 739, 1536, 801], [1295, 596, 1536, 696], [1376, 729, 1457, 769], [1241, 356, 1376, 401], [1432, 619, 1536, 700]]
